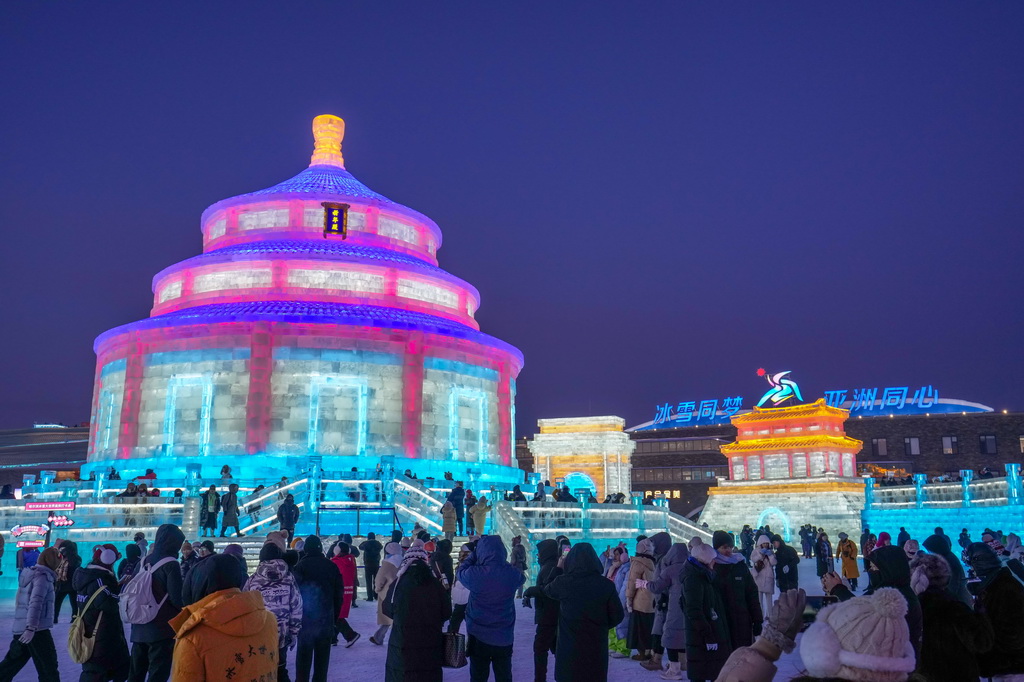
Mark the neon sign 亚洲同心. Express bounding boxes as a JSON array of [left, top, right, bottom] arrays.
[[755, 369, 803, 408], [824, 384, 940, 413]]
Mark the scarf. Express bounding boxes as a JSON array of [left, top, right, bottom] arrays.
[[396, 546, 429, 581]]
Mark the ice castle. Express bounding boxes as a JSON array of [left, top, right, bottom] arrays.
[[84, 115, 524, 487]]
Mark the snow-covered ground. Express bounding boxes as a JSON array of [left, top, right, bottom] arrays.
[[0, 558, 826, 681]]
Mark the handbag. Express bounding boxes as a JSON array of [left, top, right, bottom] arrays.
[[442, 631, 468, 668]]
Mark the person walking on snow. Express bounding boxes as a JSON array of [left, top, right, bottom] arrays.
[[522, 539, 562, 682], [836, 532, 860, 592], [359, 533, 383, 601], [74, 544, 130, 682], [244, 542, 302, 682], [382, 543, 451, 681], [328, 542, 361, 647], [292, 535, 344, 682], [220, 483, 244, 537], [0, 546, 60, 682], [371, 542, 403, 645], [128, 523, 185, 682]]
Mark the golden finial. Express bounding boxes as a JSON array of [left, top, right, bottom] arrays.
[[310, 114, 345, 168]]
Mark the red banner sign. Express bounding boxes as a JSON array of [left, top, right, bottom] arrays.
[[24, 501, 76, 512], [10, 524, 49, 537]]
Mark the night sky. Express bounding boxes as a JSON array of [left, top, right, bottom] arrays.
[[2, 3, 1023, 433]]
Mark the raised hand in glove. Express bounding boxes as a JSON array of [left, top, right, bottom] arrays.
[[761, 588, 806, 653]]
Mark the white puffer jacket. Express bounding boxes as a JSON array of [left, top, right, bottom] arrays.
[[12, 564, 56, 635], [749, 536, 777, 594]]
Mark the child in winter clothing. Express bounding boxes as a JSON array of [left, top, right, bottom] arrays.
[[244, 542, 302, 681]]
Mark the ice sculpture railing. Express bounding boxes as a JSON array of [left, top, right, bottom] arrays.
[[865, 466, 1021, 511], [492, 501, 539, 583], [392, 475, 445, 534], [238, 477, 309, 535]]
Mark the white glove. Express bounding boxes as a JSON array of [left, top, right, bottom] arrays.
[[18, 629, 34, 645], [626, 599, 634, 613], [782, 565, 789, 574]]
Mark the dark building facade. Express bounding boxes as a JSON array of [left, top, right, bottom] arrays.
[[0, 426, 89, 489], [626, 411, 1024, 518]]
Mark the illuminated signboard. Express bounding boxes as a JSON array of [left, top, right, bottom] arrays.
[[653, 396, 743, 427], [322, 202, 349, 239], [24, 501, 76, 512], [11, 524, 49, 537], [824, 385, 940, 413], [48, 515, 74, 528], [756, 369, 803, 407], [16, 540, 45, 549]]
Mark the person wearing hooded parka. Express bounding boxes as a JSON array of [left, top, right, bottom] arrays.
[[522, 539, 562, 681], [644, 543, 689, 680], [644, 531, 673, 672], [922, 533, 971, 605], [540, 542, 623, 682], [54, 539, 82, 623], [75, 543, 130, 682], [129, 523, 185, 682], [682, 542, 731, 682], [966, 542, 1024, 679], [292, 535, 343, 682], [383, 550, 451, 682]]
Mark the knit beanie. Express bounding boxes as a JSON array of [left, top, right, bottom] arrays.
[[265, 530, 288, 553], [800, 587, 916, 681], [712, 530, 734, 550], [910, 553, 950, 594], [691, 543, 717, 566]]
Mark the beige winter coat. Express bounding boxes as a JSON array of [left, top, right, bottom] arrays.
[[626, 554, 655, 613], [469, 499, 491, 533], [441, 502, 457, 534], [374, 560, 399, 625]]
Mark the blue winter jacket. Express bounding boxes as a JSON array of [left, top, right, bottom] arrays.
[[457, 535, 525, 646]]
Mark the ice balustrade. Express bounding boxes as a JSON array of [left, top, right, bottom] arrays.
[[392, 476, 446, 534], [492, 501, 539, 582], [865, 465, 1022, 511]]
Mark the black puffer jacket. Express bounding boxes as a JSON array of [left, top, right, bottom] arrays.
[[713, 557, 763, 648], [360, 536, 383, 568], [383, 560, 451, 682], [73, 564, 129, 666], [682, 557, 731, 681], [131, 523, 185, 642], [916, 585, 993, 681], [772, 539, 800, 592], [968, 542, 1024, 678], [523, 539, 562, 627], [292, 535, 343, 638], [429, 539, 454, 588]]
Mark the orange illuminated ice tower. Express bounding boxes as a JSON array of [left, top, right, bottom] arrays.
[[698, 399, 865, 541]]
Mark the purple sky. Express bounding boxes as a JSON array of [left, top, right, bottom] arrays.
[[2, 3, 1023, 433]]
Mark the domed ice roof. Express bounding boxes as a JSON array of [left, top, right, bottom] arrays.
[[200, 114, 437, 233]]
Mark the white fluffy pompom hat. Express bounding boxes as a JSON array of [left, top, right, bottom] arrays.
[[800, 587, 916, 681]]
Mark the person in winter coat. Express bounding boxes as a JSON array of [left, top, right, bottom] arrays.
[[292, 535, 344, 682], [814, 532, 834, 577], [74, 544, 130, 682], [910, 552, 993, 682], [644, 543, 689, 680], [169, 554, 277, 682], [429, 538, 454, 590], [448, 543, 472, 635], [966, 542, 1024, 679], [824, 544, 923, 660], [771, 536, 799, 593], [464, 490, 478, 534], [897, 527, 911, 548], [179, 541, 198, 581], [129, 523, 185, 682], [382, 546, 451, 682], [860, 527, 873, 569], [359, 533, 383, 601], [441, 501, 458, 541], [457, 534, 526, 682], [54, 539, 81, 623], [372, 542, 403, 645], [625, 538, 657, 661], [748, 535, 777, 616], [0, 546, 59, 682], [220, 483, 244, 537], [711, 530, 763, 651], [118, 542, 143, 582], [836, 532, 860, 591], [199, 485, 220, 537], [328, 542, 360, 646], [448, 483, 466, 535], [922, 533, 971, 605], [468, 495, 491, 536], [539, 543, 624, 682], [682, 542, 731, 682], [608, 547, 632, 658], [875, 530, 892, 549], [643, 532, 673, 672], [510, 536, 528, 599], [522, 539, 562, 681], [277, 494, 300, 543], [244, 542, 302, 682]]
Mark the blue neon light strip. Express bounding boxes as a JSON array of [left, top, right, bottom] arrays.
[[100, 358, 127, 378], [307, 375, 369, 456], [164, 374, 214, 456], [424, 357, 498, 381], [146, 349, 250, 365]]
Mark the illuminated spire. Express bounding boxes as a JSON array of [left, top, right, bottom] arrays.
[[309, 114, 345, 168]]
